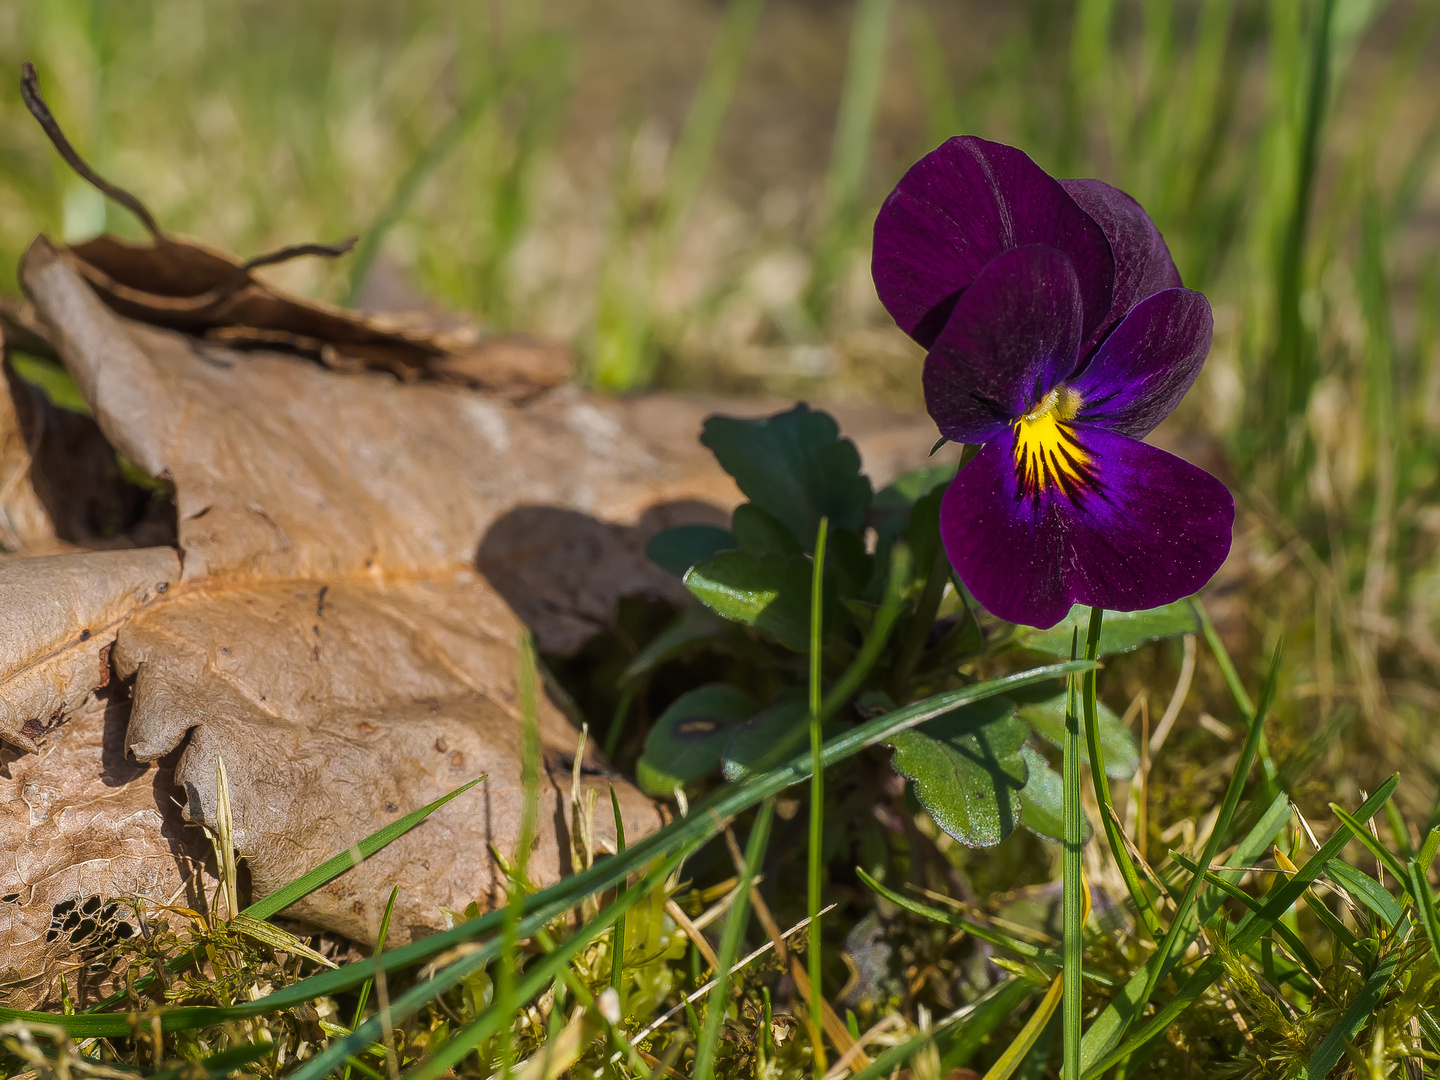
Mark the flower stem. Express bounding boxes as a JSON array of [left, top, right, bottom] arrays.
[[1061, 616, 1091, 1080]]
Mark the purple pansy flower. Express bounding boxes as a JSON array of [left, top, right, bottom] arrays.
[[873, 136, 1234, 629]]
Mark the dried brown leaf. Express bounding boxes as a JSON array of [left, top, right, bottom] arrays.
[[0, 548, 177, 750], [0, 692, 215, 1008], [1, 233, 942, 1006]]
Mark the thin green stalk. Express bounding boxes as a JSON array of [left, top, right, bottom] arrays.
[[693, 801, 777, 1080], [609, 787, 628, 995], [342, 887, 400, 1080], [1081, 608, 1163, 940], [808, 516, 830, 1077], [1061, 630, 1084, 1080], [497, 631, 543, 1080]]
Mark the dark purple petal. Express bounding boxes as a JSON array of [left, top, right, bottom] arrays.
[[940, 424, 1233, 628], [1059, 178, 1182, 358], [1069, 288, 1213, 439], [923, 245, 1084, 444], [873, 136, 1114, 349]]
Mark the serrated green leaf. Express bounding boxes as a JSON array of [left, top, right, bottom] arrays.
[[721, 696, 809, 780], [646, 523, 736, 576], [701, 404, 872, 547], [890, 698, 1028, 847], [636, 684, 757, 795], [1018, 599, 1198, 657], [1015, 685, 1139, 779], [1017, 745, 1091, 843], [683, 551, 821, 651]]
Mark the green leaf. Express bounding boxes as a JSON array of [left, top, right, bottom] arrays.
[[1017, 745, 1091, 843], [901, 484, 946, 572], [871, 464, 955, 546], [636, 683, 757, 795], [1298, 949, 1400, 1079], [731, 503, 803, 557], [684, 551, 821, 651], [890, 698, 1028, 847], [1015, 685, 1139, 780], [721, 695, 808, 780], [1018, 599, 1198, 656], [700, 404, 872, 547], [646, 524, 735, 576], [622, 603, 728, 682]]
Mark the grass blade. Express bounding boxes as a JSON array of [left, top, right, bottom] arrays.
[[1297, 949, 1400, 1079], [342, 886, 400, 1080], [1132, 639, 1282, 1015], [148, 1042, 274, 1080], [609, 786, 629, 995], [1331, 802, 1409, 886], [847, 978, 1036, 1080], [693, 800, 776, 1080], [1083, 776, 1400, 1077], [1269, 0, 1337, 437], [1323, 861, 1400, 930], [657, 0, 767, 251], [82, 773, 485, 1014], [0, 661, 1094, 1041], [1168, 852, 1323, 980], [1407, 861, 1440, 971], [401, 845, 697, 1080], [808, 516, 830, 1074], [982, 975, 1063, 1080], [856, 867, 1111, 985], [807, 0, 894, 318], [1079, 791, 1291, 1069]]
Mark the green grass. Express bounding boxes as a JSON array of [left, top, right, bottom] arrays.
[[7, 0, 1440, 1076]]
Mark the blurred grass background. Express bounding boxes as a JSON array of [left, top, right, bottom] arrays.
[[3, 0, 1440, 809]]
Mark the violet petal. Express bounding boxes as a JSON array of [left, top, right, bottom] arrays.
[[1060, 178, 1182, 358], [940, 424, 1233, 629], [1069, 287, 1213, 439], [923, 245, 1084, 444], [873, 136, 1115, 349]]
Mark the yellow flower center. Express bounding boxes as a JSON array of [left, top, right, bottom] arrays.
[[1013, 385, 1090, 496]]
